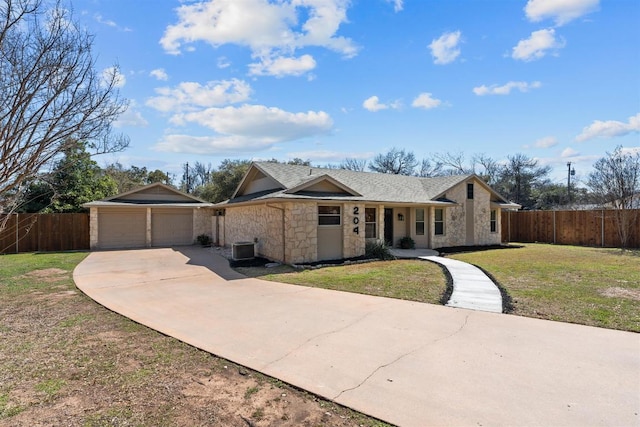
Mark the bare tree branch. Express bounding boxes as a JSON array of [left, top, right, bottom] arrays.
[[0, 0, 128, 214]]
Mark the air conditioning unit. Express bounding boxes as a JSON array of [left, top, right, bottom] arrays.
[[232, 242, 255, 260]]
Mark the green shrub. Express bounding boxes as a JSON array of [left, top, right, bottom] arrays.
[[196, 234, 212, 246], [365, 239, 395, 260], [398, 236, 415, 249]]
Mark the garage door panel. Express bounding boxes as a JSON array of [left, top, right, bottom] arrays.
[[98, 208, 146, 249], [152, 209, 193, 247]]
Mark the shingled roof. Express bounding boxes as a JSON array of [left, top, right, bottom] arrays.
[[223, 161, 506, 206]]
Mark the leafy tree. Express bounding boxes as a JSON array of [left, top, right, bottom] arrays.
[[494, 154, 551, 208], [17, 179, 54, 213], [369, 148, 418, 175], [0, 0, 128, 217], [104, 163, 172, 193], [195, 159, 251, 203], [49, 141, 118, 212], [21, 141, 118, 213], [147, 169, 172, 185], [587, 146, 640, 247]]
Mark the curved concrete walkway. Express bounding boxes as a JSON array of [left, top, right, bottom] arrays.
[[421, 256, 503, 313], [73, 247, 640, 427]]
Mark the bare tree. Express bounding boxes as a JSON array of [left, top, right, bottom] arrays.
[[369, 148, 418, 175], [433, 151, 469, 175], [0, 0, 128, 216], [417, 158, 443, 177], [473, 153, 500, 186], [587, 146, 640, 248], [340, 158, 367, 171]]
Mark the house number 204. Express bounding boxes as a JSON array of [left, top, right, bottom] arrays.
[[353, 207, 360, 234]]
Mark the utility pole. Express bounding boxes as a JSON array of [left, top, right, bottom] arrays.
[[566, 162, 575, 204]]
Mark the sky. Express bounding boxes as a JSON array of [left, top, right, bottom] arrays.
[[74, 0, 639, 185]]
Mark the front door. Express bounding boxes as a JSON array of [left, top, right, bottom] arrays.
[[384, 208, 393, 246]]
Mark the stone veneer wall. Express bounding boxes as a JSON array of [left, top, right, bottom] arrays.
[[431, 182, 466, 248], [342, 203, 366, 258], [89, 207, 98, 249], [283, 202, 317, 264], [192, 208, 213, 242], [224, 204, 284, 262], [473, 183, 501, 245]]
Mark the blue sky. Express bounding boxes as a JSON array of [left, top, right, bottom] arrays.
[[76, 0, 639, 184]]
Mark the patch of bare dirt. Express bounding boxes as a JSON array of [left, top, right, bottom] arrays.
[[0, 272, 388, 427], [600, 287, 640, 301], [18, 268, 67, 282]]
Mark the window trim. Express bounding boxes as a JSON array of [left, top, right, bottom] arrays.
[[318, 205, 341, 226], [365, 207, 377, 238], [415, 208, 425, 236], [434, 208, 445, 235], [490, 209, 497, 233]]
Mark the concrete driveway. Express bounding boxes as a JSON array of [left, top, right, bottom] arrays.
[[73, 247, 640, 427]]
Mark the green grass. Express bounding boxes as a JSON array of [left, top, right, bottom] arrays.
[[35, 379, 66, 400], [240, 260, 448, 304], [0, 251, 88, 293], [449, 244, 640, 332]]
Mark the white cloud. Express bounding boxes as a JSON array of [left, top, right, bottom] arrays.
[[386, 0, 404, 12], [411, 93, 442, 109], [575, 113, 640, 142], [160, 0, 357, 76], [154, 105, 333, 154], [217, 56, 231, 69], [561, 147, 579, 157], [94, 13, 117, 27], [249, 54, 316, 77], [473, 81, 542, 96], [113, 102, 148, 128], [146, 79, 251, 113], [429, 31, 462, 65], [621, 147, 640, 156], [102, 66, 126, 88], [534, 136, 558, 148], [525, 0, 599, 26], [150, 68, 169, 81], [512, 28, 565, 61], [363, 96, 394, 112]]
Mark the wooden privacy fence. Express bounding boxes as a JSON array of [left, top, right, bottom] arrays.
[[0, 213, 89, 254], [502, 209, 640, 248]]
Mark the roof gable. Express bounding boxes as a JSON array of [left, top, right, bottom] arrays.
[[225, 162, 517, 206], [233, 164, 284, 198], [104, 183, 206, 204], [284, 174, 362, 196]]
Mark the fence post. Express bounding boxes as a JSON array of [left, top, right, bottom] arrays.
[[553, 210, 556, 244], [15, 213, 19, 253], [601, 209, 605, 247]]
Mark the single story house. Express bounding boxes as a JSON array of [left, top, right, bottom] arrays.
[[83, 183, 213, 249], [215, 162, 520, 264]]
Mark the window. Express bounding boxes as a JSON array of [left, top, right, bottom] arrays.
[[365, 208, 376, 238], [467, 183, 474, 199], [490, 209, 497, 233], [434, 208, 444, 235], [318, 205, 341, 225], [415, 208, 425, 235]]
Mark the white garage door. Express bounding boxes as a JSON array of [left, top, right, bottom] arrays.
[[98, 208, 146, 249], [151, 208, 193, 247]]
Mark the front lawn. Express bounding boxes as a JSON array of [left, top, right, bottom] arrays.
[[0, 252, 390, 427], [449, 244, 640, 332], [245, 244, 640, 332], [237, 260, 448, 305]]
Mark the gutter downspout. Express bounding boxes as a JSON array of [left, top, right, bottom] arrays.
[[266, 203, 286, 264]]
